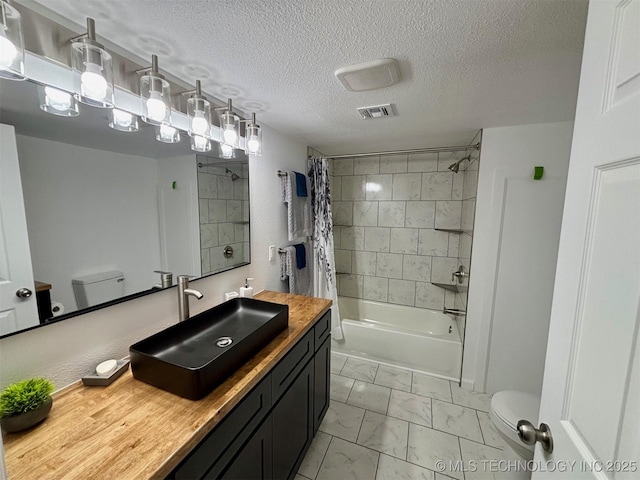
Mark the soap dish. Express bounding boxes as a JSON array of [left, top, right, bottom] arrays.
[[82, 359, 130, 386]]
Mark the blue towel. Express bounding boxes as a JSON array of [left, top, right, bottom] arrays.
[[293, 243, 306, 269], [294, 172, 308, 197]]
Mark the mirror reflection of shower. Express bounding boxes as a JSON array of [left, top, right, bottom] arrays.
[[448, 155, 471, 173], [225, 168, 240, 181], [197, 162, 242, 181]]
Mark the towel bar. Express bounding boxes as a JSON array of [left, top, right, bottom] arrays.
[[277, 170, 288, 177]]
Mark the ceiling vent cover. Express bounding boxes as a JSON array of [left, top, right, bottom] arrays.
[[357, 103, 396, 119], [335, 58, 400, 92]]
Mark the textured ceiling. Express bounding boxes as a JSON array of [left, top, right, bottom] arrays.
[[25, 0, 588, 155]]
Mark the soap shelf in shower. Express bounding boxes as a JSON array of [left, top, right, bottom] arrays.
[[433, 282, 468, 293], [435, 228, 465, 234]]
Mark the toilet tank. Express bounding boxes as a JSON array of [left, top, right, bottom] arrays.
[[72, 270, 125, 309]]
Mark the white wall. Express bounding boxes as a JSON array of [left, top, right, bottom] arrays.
[[0, 123, 307, 390], [17, 135, 162, 311], [461, 122, 573, 395]]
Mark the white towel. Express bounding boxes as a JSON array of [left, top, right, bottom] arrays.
[[279, 245, 312, 296], [280, 171, 312, 241]]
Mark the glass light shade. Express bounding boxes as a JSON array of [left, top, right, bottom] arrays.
[[190, 134, 211, 152], [155, 124, 180, 143], [141, 74, 171, 125], [38, 86, 79, 117], [220, 111, 240, 148], [219, 142, 235, 159], [187, 96, 211, 137], [71, 42, 114, 107], [0, 1, 25, 80], [109, 109, 138, 132], [245, 124, 262, 156]]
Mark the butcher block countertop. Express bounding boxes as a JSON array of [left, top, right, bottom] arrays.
[[3, 291, 332, 480]]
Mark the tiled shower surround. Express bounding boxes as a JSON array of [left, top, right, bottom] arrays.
[[329, 147, 479, 326], [197, 158, 250, 275]]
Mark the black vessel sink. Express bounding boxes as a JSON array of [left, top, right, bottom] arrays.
[[130, 298, 288, 400]]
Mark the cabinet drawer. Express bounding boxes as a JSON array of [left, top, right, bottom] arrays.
[[174, 377, 271, 480], [314, 311, 331, 350], [271, 329, 313, 402]]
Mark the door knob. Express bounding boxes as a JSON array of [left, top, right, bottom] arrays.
[[16, 288, 33, 299], [517, 420, 553, 453]]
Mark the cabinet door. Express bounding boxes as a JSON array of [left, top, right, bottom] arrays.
[[212, 417, 273, 480], [313, 336, 330, 433], [271, 360, 314, 480]]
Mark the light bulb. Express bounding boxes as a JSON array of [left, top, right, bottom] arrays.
[[247, 135, 260, 153], [113, 109, 134, 127], [44, 86, 73, 111], [159, 124, 177, 139], [223, 124, 237, 145], [81, 62, 108, 100], [191, 111, 209, 136], [146, 91, 167, 122], [0, 35, 17, 68], [194, 135, 208, 148], [221, 143, 233, 158]]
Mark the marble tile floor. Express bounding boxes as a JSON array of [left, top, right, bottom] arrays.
[[297, 353, 508, 480]]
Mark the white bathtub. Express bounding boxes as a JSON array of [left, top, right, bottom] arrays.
[[332, 297, 463, 381]]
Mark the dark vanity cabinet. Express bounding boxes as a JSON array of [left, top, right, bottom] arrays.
[[171, 311, 331, 480]]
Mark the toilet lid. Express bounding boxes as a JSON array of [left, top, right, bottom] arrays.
[[491, 390, 540, 429]]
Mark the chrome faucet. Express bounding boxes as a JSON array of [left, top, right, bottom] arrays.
[[177, 275, 203, 322], [451, 265, 469, 284], [153, 270, 173, 289]]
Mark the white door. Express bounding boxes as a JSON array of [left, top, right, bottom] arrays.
[[532, 0, 640, 478], [0, 123, 39, 336]]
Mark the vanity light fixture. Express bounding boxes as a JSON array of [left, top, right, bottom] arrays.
[[38, 85, 79, 116], [155, 124, 180, 143], [70, 18, 114, 108], [138, 54, 171, 125], [217, 99, 240, 148], [108, 108, 138, 132], [0, 0, 25, 80], [241, 112, 262, 156], [190, 134, 211, 152], [220, 142, 235, 159], [182, 80, 211, 138]]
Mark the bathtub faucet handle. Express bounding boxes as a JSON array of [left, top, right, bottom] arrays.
[[451, 265, 468, 284]]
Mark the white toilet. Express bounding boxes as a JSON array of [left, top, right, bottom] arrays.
[[490, 390, 540, 479], [72, 270, 125, 309]]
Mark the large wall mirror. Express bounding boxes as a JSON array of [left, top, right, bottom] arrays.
[[0, 78, 250, 338]]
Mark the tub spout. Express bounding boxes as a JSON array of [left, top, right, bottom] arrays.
[[443, 308, 466, 316]]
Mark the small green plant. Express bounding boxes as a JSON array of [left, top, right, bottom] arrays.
[[0, 378, 54, 418]]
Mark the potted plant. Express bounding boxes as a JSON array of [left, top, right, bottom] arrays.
[[0, 378, 54, 433]]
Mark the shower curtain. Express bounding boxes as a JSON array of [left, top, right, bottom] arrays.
[[308, 157, 343, 340]]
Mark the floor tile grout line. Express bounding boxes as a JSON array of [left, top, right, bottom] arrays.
[[310, 433, 334, 480]]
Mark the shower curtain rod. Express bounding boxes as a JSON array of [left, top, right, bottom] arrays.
[[320, 142, 480, 160]]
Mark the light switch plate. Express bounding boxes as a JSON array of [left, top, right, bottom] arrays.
[[269, 245, 276, 261]]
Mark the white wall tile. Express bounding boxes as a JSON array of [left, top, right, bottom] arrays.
[[415, 282, 446, 309], [352, 251, 377, 276], [431, 257, 459, 284], [392, 173, 422, 200], [341, 226, 365, 250], [389, 279, 416, 306], [332, 201, 353, 226], [462, 167, 478, 200], [353, 201, 379, 226], [448, 233, 460, 257], [459, 232, 472, 260], [445, 290, 457, 309], [437, 151, 459, 172], [199, 199, 209, 223], [200, 224, 218, 248], [380, 154, 408, 173], [364, 227, 391, 252], [219, 223, 234, 245], [461, 198, 475, 232], [379, 201, 406, 227], [390, 228, 419, 254], [334, 249, 352, 274], [418, 229, 449, 256], [226, 200, 242, 222], [402, 255, 432, 282], [342, 175, 367, 201], [200, 248, 210, 273], [376, 253, 403, 279], [354, 156, 380, 175], [332, 226, 342, 249], [339, 274, 363, 297], [217, 176, 234, 199], [365, 174, 393, 201], [405, 201, 436, 228], [333, 158, 354, 176], [209, 199, 227, 223], [452, 171, 464, 200], [407, 152, 438, 173], [421, 172, 453, 200], [330, 176, 342, 201], [363, 276, 388, 302], [435, 201, 462, 229]]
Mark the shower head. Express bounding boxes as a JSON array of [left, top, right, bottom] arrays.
[[448, 155, 471, 173], [226, 168, 240, 181]]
